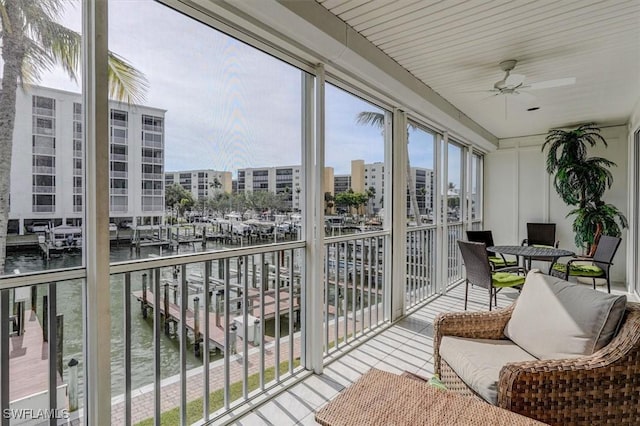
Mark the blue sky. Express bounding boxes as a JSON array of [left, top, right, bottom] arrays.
[[37, 1, 456, 184]]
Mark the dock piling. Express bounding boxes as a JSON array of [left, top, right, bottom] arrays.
[[56, 314, 64, 375], [253, 318, 260, 346], [142, 273, 148, 319], [193, 296, 201, 357], [68, 358, 79, 412], [229, 323, 237, 355], [163, 283, 170, 335], [30, 286, 37, 311], [43, 295, 48, 342]]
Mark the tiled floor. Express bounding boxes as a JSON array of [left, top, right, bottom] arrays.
[[228, 280, 636, 425]]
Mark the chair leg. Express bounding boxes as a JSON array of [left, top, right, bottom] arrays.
[[593, 278, 596, 290], [606, 277, 611, 294], [494, 289, 498, 308], [464, 280, 469, 310]]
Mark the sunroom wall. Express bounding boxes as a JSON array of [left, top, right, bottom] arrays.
[[485, 125, 629, 283]]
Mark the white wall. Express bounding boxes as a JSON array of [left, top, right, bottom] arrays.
[[485, 125, 629, 283]]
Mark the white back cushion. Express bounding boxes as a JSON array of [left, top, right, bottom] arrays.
[[504, 270, 626, 360]]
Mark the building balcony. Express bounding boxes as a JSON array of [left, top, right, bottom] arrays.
[[32, 185, 55, 194], [32, 166, 55, 175], [110, 154, 128, 162], [142, 140, 163, 149], [142, 173, 164, 180], [110, 171, 128, 178], [110, 136, 128, 145], [111, 119, 128, 128], [32, 146, 56, 156]]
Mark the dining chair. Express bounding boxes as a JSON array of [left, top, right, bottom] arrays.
[[521, 223, 559, 269], [466, 230, 518, 270], [457, 240, 526, 311], [551, 235, 622, 293]]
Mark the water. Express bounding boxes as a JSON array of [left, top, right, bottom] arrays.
[[5, 241, 231, 402]]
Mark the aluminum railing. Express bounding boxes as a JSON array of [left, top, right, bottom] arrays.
[[406, 225, 437, 309], [447, 222, 464, 285], [0, 243, 305, 425], [322, 231, 388, 355]]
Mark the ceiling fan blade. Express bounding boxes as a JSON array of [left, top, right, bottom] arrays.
[[526, 77, 576, 90], [505, 73, 525, 86], [512, 91, 536, 103], [459, 89, 499, 93]]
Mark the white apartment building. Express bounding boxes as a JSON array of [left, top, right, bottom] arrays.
[[8, 85, 166, 234], [165, 169, 233, 200], [237, 165, 302, 211]]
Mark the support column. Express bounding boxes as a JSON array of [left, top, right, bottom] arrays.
[[390, 109, 407, 321], [83, 0, 111, 423]]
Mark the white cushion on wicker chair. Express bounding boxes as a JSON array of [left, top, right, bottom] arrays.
[[439, 336, 536, 404], [504, 270, 626, 360]]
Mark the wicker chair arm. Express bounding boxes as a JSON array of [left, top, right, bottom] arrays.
[[434, 305, 515, 375], [497, 304, 640, 425]]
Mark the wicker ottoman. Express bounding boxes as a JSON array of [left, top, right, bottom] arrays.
[[315, 368, 546, 426]]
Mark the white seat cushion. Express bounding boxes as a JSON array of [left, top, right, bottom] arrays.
[[439, 336, 536, 404], [504, 270, 626, 360]]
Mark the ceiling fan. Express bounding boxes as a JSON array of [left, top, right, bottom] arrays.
[[473, 59, 576, 119], [487, 59, 576, 102]]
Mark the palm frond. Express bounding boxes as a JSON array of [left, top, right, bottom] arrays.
[[107, 51, 149, 104], [356, 111, 385, 128]]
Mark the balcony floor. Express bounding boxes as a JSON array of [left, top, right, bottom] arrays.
[[227, 279, 634, 425]]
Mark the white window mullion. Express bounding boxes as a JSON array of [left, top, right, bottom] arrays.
[[305, 65, 323, 374], [440, 132, 449, 294]]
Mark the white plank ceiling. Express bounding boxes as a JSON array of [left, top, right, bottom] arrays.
[[317, 0, 640, 139]]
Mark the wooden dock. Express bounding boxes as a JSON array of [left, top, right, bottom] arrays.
[[9, 310, 64, 402], [132, 289, 299, 353]]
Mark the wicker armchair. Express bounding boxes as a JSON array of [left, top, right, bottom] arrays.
[[434, 302, 640, 425]]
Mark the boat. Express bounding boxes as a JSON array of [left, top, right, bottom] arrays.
[[48, 225, 83, 249]]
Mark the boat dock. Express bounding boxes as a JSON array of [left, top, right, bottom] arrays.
[[132, 288, 300, 354], [9, 309, 66, 406]]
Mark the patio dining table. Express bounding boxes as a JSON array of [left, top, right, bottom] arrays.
[[488, 245, 575, 273]]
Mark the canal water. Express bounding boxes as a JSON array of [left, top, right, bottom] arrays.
[[4, 241, 231, 402]]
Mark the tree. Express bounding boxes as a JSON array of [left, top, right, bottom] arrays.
[[324, 191, 334, 214], [366, 186, 376, 215], [0, 0, 148, 272], [542, 123, 627, 252], [356, 111, 421, 221], [165, 184, 194, 218]]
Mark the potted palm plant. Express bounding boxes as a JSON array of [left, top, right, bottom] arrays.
[[542, 123, 627, 255]]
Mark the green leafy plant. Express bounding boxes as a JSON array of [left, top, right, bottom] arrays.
[[542, 123, 627, 252]]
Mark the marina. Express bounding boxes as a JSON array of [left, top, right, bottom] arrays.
[[2, 219, 382, 423]]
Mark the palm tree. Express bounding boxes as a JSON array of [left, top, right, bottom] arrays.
[[542, 123, 614, 208], [366, 186, 376, 215], [542, 123, 627, 252], [0, 0, 148, 272], [356, 112, 421, 222]]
